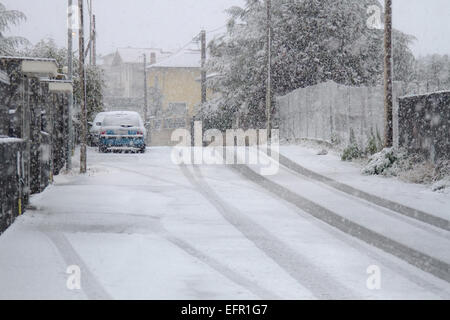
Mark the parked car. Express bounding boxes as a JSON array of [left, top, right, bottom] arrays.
[[98, 111, 147, 153], [88, 112, 108, 146]]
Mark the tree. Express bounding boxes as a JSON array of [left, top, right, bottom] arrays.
[[27, 38, 68, 67], [413, 54, 450, 93], [0, 2, 28, 54], [22, 38, 105, 122], [73, 65, 105, 122], [204, 0, 416, 130]]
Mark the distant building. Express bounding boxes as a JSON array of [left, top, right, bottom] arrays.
[[99, 47, 172, 116], [146, 44, 213, 146]]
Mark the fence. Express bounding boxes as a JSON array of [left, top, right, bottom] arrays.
[[0, 56, 71, 234], [276, 81, 402, 149], [398, 91, 450, 163]]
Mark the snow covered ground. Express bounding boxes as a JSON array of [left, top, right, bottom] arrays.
[[279, 145, 450, 219], [0, 147, 449, 300]]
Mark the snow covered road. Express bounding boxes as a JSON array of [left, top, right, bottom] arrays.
[[0, 147, 449, 299]]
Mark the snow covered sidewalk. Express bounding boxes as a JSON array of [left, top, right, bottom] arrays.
[[278, 145, 450, 222]]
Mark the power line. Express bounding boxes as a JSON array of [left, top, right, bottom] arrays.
[[205, 24, 227, 34], [149, 35, 200, 67]]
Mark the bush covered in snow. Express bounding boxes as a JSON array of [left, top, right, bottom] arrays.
[[341, 144, 363, 161], [361, 148, 402, 175], [431, 177, 450, 193], [431, 160, 450, 193], [362, 149, 449, 190], [341, 129, 363, 161]]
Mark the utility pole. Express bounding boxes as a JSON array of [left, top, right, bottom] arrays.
[[79, 0, 87, 173], [92, 14, 96, 66], [143, 53, 148, 123], [66, 0, 74, 170], [201, 30, 207, 104], [266, 0, 272, 141], [384, 0, 393, 148], [88, 0, 94, 65]]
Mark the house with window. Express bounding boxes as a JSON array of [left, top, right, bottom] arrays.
[[99, 47, 172, 116], [146, 44, 213, 146]]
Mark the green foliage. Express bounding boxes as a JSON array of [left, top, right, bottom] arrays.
[[205, 0, 416, 129], [366, 135, 378, 156], [365, 128, 383, 156], [26, 38, 68, 69], [342, 144, 363, 161], [73, 65, 105, 122], [341, 129, 363, 161], [22, 38, 105, 122], [362, 148, 403, 176]]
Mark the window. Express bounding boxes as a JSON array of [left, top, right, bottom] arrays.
[[166, 103, 187, 117]]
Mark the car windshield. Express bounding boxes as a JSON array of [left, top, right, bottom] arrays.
[[93, 113, 106, 125], [103, 114, 140, 127]]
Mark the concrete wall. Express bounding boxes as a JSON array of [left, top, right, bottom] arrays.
[[398, 91, 450, 163], [277, 81, 402, 149]]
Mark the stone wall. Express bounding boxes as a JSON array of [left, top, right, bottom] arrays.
[[398, 91, 450, 163]]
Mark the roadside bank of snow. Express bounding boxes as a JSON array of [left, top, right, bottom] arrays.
[[279, 145, 450, 220]]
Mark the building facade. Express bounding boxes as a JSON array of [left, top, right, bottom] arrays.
[[146, 46, 204, 146], [99, 47, 172, 117]]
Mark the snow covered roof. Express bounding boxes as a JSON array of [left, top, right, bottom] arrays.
[[195, 72, 222, 82], [112, 47, 172, 65], [148, 47, 202, 69], [0, 56, 59, 77], [0, 56, 56, 62]]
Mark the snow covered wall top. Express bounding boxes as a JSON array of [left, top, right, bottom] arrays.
[[398, 91, 450, 163]]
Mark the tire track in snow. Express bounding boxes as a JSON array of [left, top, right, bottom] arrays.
[[180, 164, 357, 299], [43, 231, 112, 300], [160, 231, 280, 300], [50, 163, 280, 300], [102, 164, 194, 189], [275, 152, 450, 232], [277, 162, 450, 240], [231, 164, 450, 284]]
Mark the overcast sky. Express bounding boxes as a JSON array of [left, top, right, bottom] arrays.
[[2, 0, 449, 57]]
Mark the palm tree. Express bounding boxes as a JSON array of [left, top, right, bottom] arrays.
[[0, 2, 28, 55]]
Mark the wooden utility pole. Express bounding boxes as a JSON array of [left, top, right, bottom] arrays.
[[384, 0, 393, 148], [67, 0, 74, 170], [143, 53, 148, 122], [266, 0, 272, 140], [200, 30, 207, 104], [88, 0, 93, 65], [79, 0, 87, 173], [92, 14, 96, 66]]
